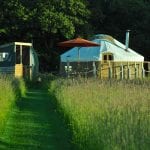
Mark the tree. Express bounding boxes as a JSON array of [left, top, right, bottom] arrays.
[[88, 0, 150, 60], [0, 0, 28, 41], [0, 0, 90, 71], [29, 0, 90, 71]]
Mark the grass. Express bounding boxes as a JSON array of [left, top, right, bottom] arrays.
[[49, 78, 150, 150], [0, 79, 73, 149], [0, 76, 26, 135]]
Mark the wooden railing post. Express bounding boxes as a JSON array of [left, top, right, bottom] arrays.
[[108, 61, 112, 79], [134, 62, 137, 79], [99, 62, 101, 79], [67, 59, 70, 78], [148, 62, 150, 76], [93, 61, 97, 78], [108, 67, 112, 79], [127, 62, 130, 79], [142, 62, 145, 78], [142, 68, 145, 78], [120, 64, 124, 80]]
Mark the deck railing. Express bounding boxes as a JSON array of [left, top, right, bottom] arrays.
[[99, 61, 150, 79], [64, 61, 150, 79]]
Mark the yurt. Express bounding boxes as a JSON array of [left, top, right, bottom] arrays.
[[60, 33, 144, 79]]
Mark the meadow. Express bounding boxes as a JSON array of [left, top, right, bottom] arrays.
[[49, 78, 150, 150], [0, 75, 26, 135], [0, 74, 149, 149], [0, 75, 73, 149]]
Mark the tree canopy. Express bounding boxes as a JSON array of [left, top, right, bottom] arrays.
[[89, 0, 150, 59], [0, 0, 149, 71]]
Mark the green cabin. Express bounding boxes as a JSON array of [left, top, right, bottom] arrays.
[[0, 42, 39, 79]]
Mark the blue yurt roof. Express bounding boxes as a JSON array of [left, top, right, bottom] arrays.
[[60, 34, 144, 62]]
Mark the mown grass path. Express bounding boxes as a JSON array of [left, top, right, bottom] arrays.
[[0, 89, 72, 150]]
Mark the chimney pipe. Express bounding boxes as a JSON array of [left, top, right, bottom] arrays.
[[125, 30, 130, 51]]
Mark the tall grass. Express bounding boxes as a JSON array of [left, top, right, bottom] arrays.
[[49, 79, 150, 150], [0, 76, 26, 135]]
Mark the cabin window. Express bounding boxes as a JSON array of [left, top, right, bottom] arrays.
[[0, 52, 9, 62], [103, 53, 113, 62], [108, 54, 113, 60], [104, 55, 107, 61]]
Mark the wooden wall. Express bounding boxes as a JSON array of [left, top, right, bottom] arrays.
[[15, 64, 23, 78]]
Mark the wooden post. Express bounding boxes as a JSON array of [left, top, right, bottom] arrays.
[[134, 62, 137, 79], [29, 47, 32, 80], [66, 56, 71, 78], [127, 63, 130, 79], [99, 62, 101, 79], [93, 61, 97, 78], [148, 62, 150, 77], [142, 62, 145, 78], [20, 45, 22, 64], [120, 64, 124, 80], [108, 61, 112, 79], [67, 60, 70, 78], [108, 67, 112, 79], [142, 67, 145, 78]]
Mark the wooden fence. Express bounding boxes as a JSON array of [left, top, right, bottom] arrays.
[[98, 61, 150, 79], [99, 61, 150, 79], [62, 61, 150, 79]]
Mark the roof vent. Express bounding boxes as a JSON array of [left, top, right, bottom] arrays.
[[125, 30, 130, 51]]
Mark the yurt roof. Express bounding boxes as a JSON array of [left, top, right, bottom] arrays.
[[60, 34, 144, 62]]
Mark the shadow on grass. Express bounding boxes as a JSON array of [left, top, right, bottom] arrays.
[[0, 89, 73, 150]]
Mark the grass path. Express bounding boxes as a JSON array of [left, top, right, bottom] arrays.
[[0, 89, 72, 150]]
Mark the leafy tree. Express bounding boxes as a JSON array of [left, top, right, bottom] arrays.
[[88, 0, 150, 60], [0, 0, 90, 71], [29, 0, 90, 71], [0, 0, 150, 71]]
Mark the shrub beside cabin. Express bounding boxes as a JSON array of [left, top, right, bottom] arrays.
[[0, 42, 39, 79], [60, 34, 145, 79]]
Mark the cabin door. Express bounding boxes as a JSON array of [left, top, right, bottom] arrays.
[[100, 53, 114, 79], [22, 46, 30, 79], [15, 45, 31, 78]]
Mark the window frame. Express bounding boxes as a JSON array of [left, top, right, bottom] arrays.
[[102, 53, 113, 63]]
